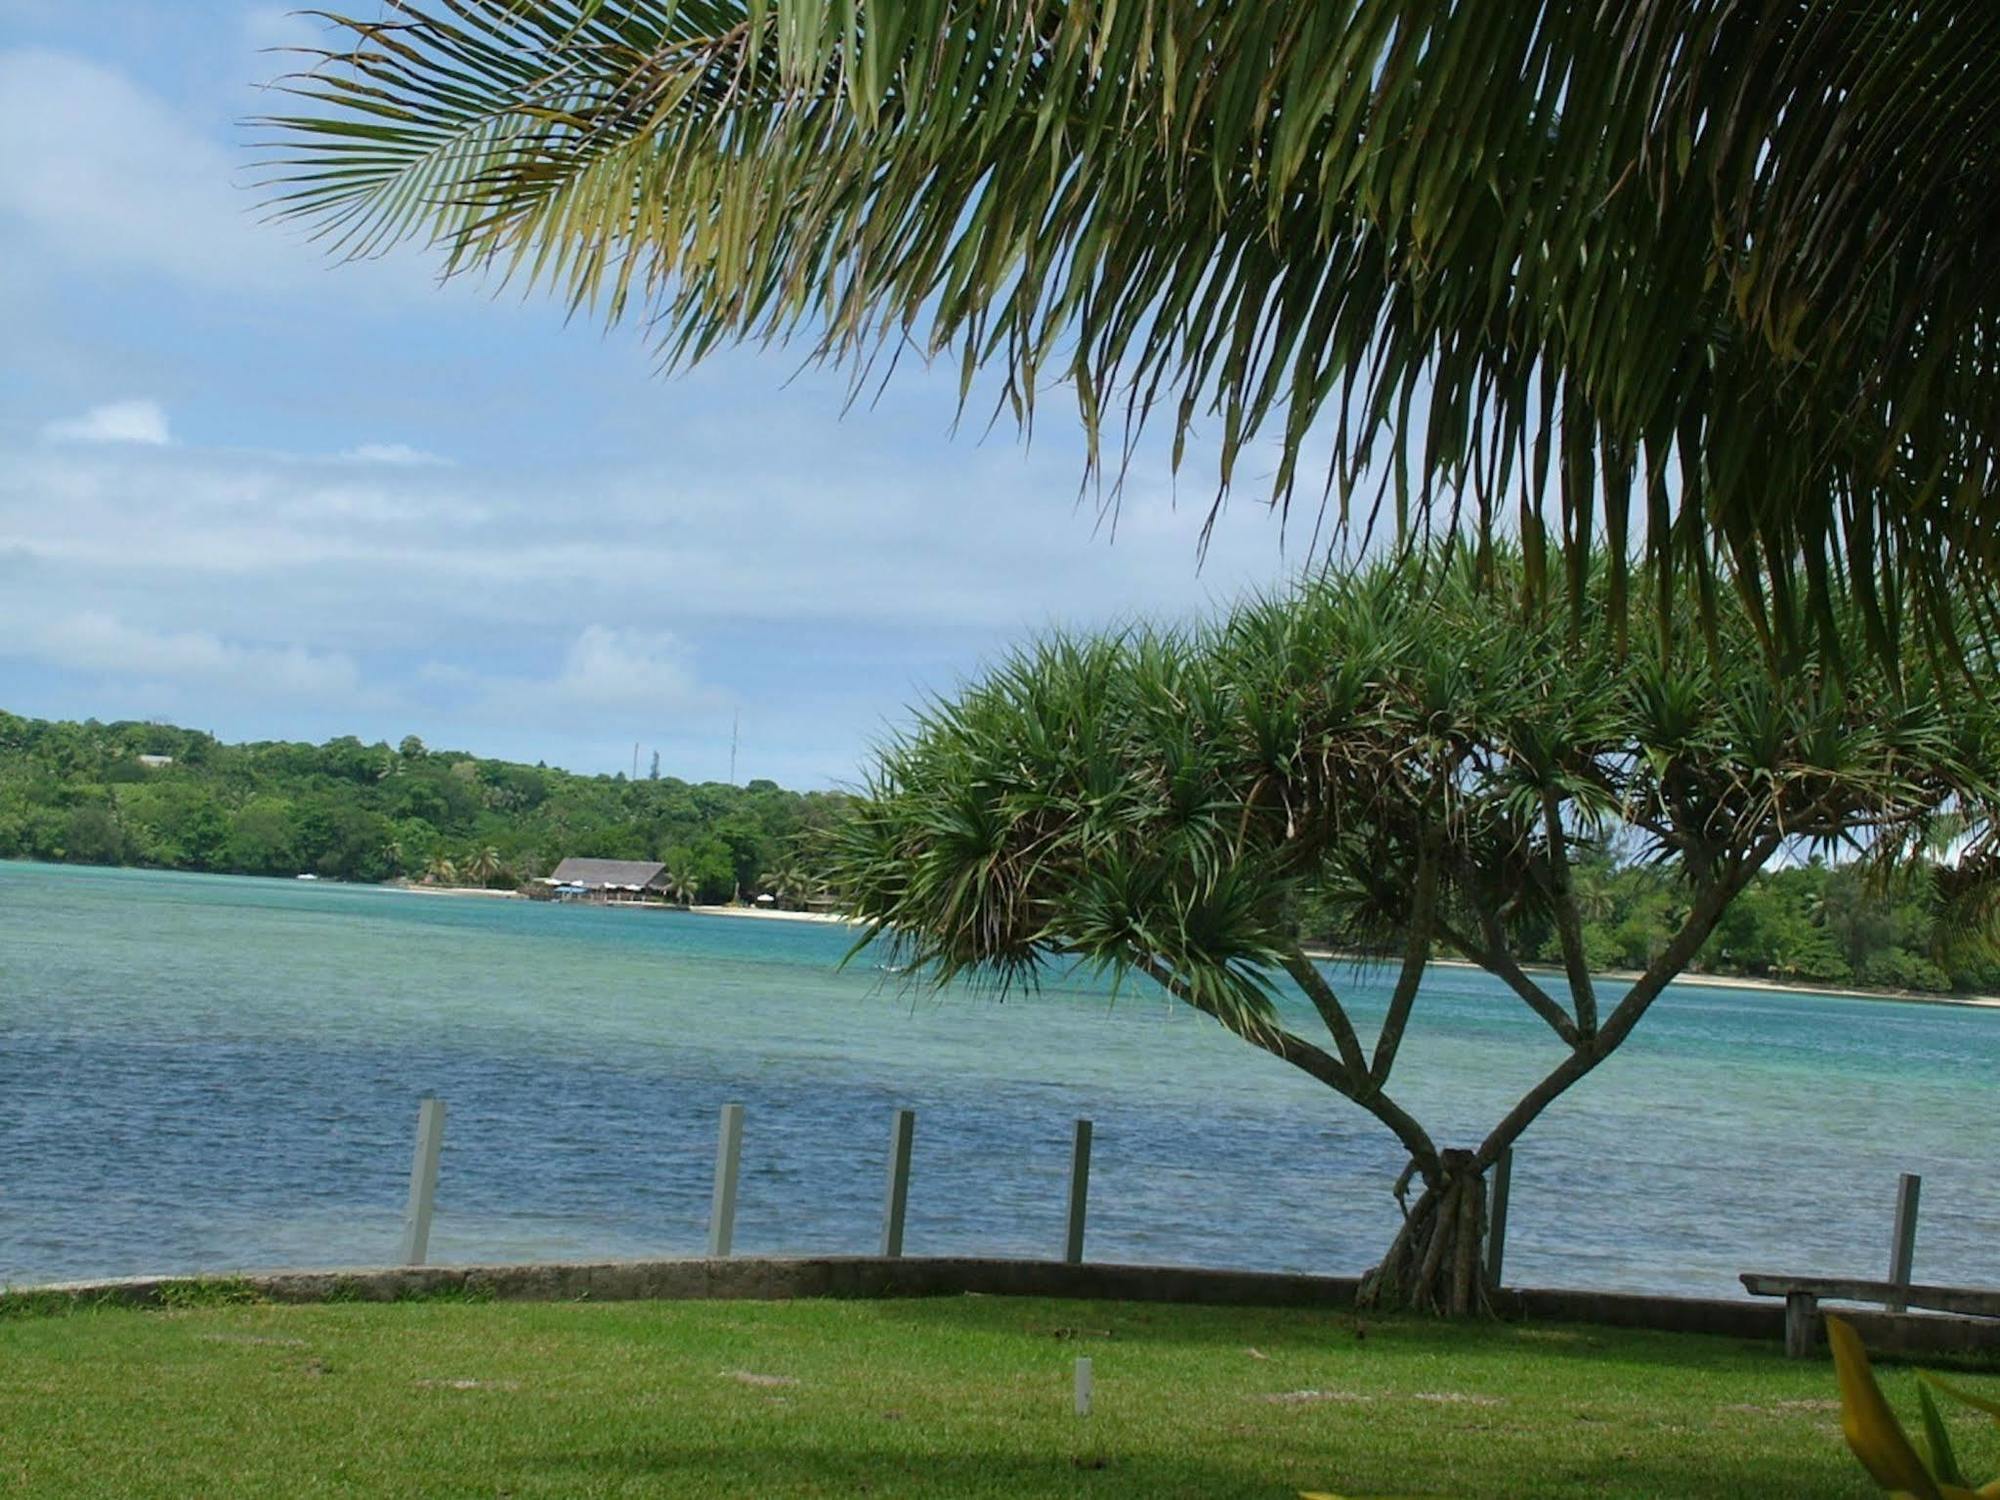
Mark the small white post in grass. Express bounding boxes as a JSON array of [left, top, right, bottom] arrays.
[[1063, 1119, 1093, 1265], [882, 1108, 916, 1258], [709, 1103, 745, 1258], [1484, 1144, 1513, 1289], [1887, 1171, 1922, 1314], [399, 1095, 446, 1267], [1073, 1356, 1093, 1417]]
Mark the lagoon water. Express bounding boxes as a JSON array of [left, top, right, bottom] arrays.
[[1, 860, 1994, 1298]]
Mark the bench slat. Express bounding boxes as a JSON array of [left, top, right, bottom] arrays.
[[1741, 1274, 2000, 1321]]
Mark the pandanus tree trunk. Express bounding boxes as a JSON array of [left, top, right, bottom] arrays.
[[1357, 1150, 1492, 1316]]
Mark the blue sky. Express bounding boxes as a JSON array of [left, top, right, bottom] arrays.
[[0, 3, 1315, 787]]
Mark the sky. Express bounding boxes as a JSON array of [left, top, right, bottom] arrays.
[[0, 2, 1322, 789]]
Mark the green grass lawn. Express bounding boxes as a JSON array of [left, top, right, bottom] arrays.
[[2, 1293, 1992, 1498]]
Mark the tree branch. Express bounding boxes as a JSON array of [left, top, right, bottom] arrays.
[[1472, 832, 1782, 1169], [1541, 788, 1599, 1038], [1369, 840, 1438, 1085], [1136, 954, 1442, 1182], [1436, 913, 1582, 1049], [1278, 946, 1371, 1079]]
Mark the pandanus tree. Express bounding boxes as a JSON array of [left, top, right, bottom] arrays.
[[256, 2, 2000, 660], [828, 552, 2000, 1313]]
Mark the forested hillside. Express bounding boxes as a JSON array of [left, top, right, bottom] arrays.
[[0, 711, 847, 903]]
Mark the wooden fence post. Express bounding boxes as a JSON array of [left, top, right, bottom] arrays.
[[709, 1103, 745, 1257], [399, 1096, 446, 1267], [1484, 1145, 1513, 1289], [1064, 1119, 1093, 1265], [1887, 1172, 1921, 1314], [882, 1108, 916, 1257], [1784, 1292, 1819, 1359]]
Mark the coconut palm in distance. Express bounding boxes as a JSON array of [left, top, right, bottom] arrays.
[[661, 865, 699, 908], [828, 550, 2000, 1312], [422, 852, 459, 887], [766, 859, 816, 911], [257, 3, 2000, 659], [464, 846, 502, 887]]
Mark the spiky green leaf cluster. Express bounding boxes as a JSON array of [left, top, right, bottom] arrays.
[[831, 550, 2000, 1016], [255, 2, 2000, 658]]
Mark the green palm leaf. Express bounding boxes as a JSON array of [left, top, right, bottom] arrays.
[[256, 3, 2000, 659]]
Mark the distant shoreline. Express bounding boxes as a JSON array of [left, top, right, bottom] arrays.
[[55, 864, 1994, 1010], [388, 882, 854, 924], [1301, 946, 2000, 1011], [394, 883, 523, 900], [1633, 968, 1999, 1010]]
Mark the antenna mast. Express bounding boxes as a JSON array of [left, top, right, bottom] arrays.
[[729, 712, 739, 785]]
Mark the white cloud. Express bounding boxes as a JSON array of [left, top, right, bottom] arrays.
[[0, 429, 1286, 634], [42, 398, 170, 446], [273, 481, 487, 527], [0, 47, 420, 299], [553, 625, 708, 708], [12, 609, 360, 698], [343, 443, 450, 467], [415, 628, 724, 733], [0, 50, 274, 290], [0, 361, 1298, 782]]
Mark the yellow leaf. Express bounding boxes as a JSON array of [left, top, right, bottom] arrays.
[[1923, 1373, 2000, 1428], [1827, 1315, 1943, 1499]]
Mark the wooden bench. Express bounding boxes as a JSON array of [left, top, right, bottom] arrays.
[[1741, 1274, 2000, 1357]]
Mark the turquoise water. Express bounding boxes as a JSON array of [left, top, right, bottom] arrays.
[[1, 860, 1994, 1297]]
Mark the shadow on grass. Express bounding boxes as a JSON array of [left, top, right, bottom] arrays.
[[844, 1293, 1792, 1374], [511, 1439, 1868, 1499]]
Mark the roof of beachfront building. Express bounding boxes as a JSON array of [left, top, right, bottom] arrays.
[[547, 857, 669, 890]]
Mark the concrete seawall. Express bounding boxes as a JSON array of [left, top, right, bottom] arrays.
[[13, 1255, 1997, 1361]]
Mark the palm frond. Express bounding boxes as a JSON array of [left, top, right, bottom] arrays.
[[257, 3, 2000, 656]]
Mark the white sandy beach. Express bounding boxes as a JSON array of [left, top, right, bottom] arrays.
[[1653, 969, 1999, 1010], [394, 883, 524, 900], [690, 904, 857, 926]]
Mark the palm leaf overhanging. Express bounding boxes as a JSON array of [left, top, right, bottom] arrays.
[[254, 3, 2000, 660]]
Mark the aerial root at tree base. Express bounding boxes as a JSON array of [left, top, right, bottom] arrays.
[[1358, 1151, 1494, 1318]]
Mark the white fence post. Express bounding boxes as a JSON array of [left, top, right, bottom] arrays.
[[1484, 1145, 1512, 1289], [882, 1108, 916, 1257], [1064, 1119, 1093, 1265], [399, 1096, 446, 1266], [1887, 1172, 1921, 1313], [709, 1103, 745, 1257]]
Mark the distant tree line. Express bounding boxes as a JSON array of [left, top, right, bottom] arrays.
[[0, 712, 848, 906], [1295, 854, 1997, 996]]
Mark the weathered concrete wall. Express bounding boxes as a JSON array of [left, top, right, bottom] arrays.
[[14, 1255, 1995, 1361]]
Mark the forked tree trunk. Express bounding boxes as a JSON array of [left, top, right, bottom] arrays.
[[1356, 1149, 1492, 1316]]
